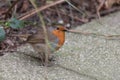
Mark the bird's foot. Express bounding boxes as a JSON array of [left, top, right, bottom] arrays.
[[48, 55, 56, 61]]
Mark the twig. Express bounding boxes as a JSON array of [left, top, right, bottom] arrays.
[[0, 49, 17, 53], [67, 29, 120, 40], [48, 8, 88, 23], [88, 6, 120, 19], [19, 0, 65, 20], [4, 0, 20, 19], [65, 0, 85, 16], [97, 0, 106, 18]]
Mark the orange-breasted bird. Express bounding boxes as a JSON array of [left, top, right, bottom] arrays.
[[17, 24, 68, 66]]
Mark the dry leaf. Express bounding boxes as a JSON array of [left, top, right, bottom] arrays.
[[105, 0, 120, 9]]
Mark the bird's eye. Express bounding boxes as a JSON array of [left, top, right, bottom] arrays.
[[56, 27, 59, 30]]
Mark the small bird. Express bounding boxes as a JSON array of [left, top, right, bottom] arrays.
[[17, 24, 68, 66]]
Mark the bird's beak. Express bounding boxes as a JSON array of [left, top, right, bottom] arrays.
[[63, 27, 69, 31]]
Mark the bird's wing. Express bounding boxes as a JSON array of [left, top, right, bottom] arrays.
[[27, 29, 46, 44]]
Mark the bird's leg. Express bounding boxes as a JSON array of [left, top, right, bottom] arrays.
[[44, 52, 50, 66], [43, 52, 55, 67], [38, 52, 45, 65]]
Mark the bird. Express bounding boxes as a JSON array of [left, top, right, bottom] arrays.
[[16, 24, 68, 66]]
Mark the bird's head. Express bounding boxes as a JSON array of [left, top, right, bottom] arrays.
[[49, 25, 68, 50]]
